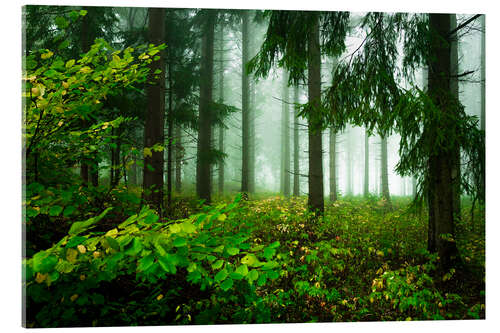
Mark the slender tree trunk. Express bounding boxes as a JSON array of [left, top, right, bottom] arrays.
[[167, 60, 174, 207], [217, 23, 225, 196], [346, 128, 352, 196], [480, 14, 485, 132], [380, 135, 390, 204], [427, 13, 460, 269], [364, 128, 369, 197], [307, 14, 324, 214], [450, 14, 461, 223], [241, 10, 250, 193], [282, 71, 291, 197], [293, 85, 300, 197], [143, 8, 166, 212], [249, 70, 256, 193], [175, 125, 182, 193], [196, 9, 216, 203], [329, 128, 337, 202]]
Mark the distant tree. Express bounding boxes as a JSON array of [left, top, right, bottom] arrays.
[[143, 7, 166, 212], [217, 23, 225, 196], [241, 10, 251, 194], [329, 128, 337, 202], [380, 135, 390, 204], [364, 128, 369, 197], [293, 85, 301, 197], [480, 15, 485, 132], [196, 9, 216, 203], [281, 70, 291, 197]]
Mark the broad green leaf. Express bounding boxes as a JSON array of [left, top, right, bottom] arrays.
[[235, 264, 249, 276], [138, 254, 155, 272], [169, 223, 181, 233], [66, 236, 86, 248], [106, 236, 120, 251], [49, 205, 63, 216], [180, 221, 196, 233], [247, 269, 259, 282], [220, 277, 233, 291], [119, 214, 137, 229], [241, 253, 259, 267], [68, 207, 112, 236], [226, 247, 239, 256], [124, 237, 142, 256], [212, 260, 224, 270], [214, 269, 228, 282], [230, 272, 244, 280], [63, 205, 76, 217], [173, 237, 187, 247]]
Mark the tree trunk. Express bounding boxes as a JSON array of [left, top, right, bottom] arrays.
[[329, 128, 337, 202], [380, 135, 390, 204], [450, 14, 461, 223], [143, 7, 166, 212], [249, 69, 256, 193], [480, 15, 485, 132], [166, 60, 174, 207], [307, 14, 324, 214], [241, 10, 250, 193], [364, 128, 369, 197], [196, 9, 216, 203], [175, 125, 182, 193], [293, 85, 300, 197], [217, 23, 225, 196], [427, 13, 460, 269], [346, 128, 352, 196], [281, 70, 291, 197]]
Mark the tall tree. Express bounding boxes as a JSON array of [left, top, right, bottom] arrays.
[[175, 125, 183, 193], [364, 128, 369, 197], [380, 135, 390, 204], [307, 14, 324, 213], [346, 128, 353, 196], [241, 10, 251, 193], [480, 14, 485, 132], [196, 9, 216, 203], [426, 13, 459, 268], [293, 85, 301, 197], [329, 128, 337, 202], [143, 8, 166, 212], [281, 70, 291, 197], [217, 23, 225, 196], [450, 14, 461, 223]]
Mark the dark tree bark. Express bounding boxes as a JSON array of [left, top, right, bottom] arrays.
[[364, 128, 369, 197], [427, 13, 460, 269], [175, 125, 182, 193], [217, 23, 225, 196], [380, 135, 390, 204], [480, 15, 485, 132], [241, 10, 250, 193], [196, 9, 216, 203], [293, 85, 300, 197], [143, 7, 166, 212], [281, 71, 291, 197], [329, 128, 337, 202], [307, 14, 324, 214], [450, 14, 461, 223], [249, 67, 256, 193], [166, 60, 174, 207]]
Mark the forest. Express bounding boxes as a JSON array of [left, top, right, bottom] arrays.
[[21, 5, 485, 327]]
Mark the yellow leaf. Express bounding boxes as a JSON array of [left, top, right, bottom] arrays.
[[66, 248, 78, 263], [77, 244, 86, 254], [143, 147, 152, 158], [58, 120, 64, 127], [217, 214, 227, 222], [105, 228, 118, 238], [156, 294, 164, 301], [70, 294, 79, 302], [35, 272, 47, 283], [92, 251, 101, 259], [41, 51, 54, 59]]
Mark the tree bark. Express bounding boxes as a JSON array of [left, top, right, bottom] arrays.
[[427, 13, 460, 269], [281, 70, 291, 197], [196, 9, 216, 204], [307, 14, 324, 214], [380, 135, 390, 204], [364, 128, 369, 197], [450, 14, 461, 223], [143, 7, 166, 212], [217, 23, 225, 196], [293, 85, 300, 197], [175, 125, 182, 193], [329, 128, 337, 202], [241, 10, 250, 193]]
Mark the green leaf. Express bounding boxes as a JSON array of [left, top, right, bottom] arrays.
[[66, 236, 86, 248], [247, 269, 259, 282], [230, 272, 244, 280], [235, 264, 249, 276], [124, 237, 142, 256], [211, 259, 224, 270], [63, 205, 76, 217], [68, 207, 112, 236], [241, 253, 259, 267], [257, 274, 267, 286], [144, 213, 159, 224], [79, 9, 88, 16], [106, 236, 120, 251], [118, 214, 138, 229], [214, 269, 228, 282], [173, 237, 187, 247], [266, 270, 279, 280], [158, 254, 177, 274], [138, 254, 155, 272], [269, 241, 280, 249], [180, 221, 196, 233], [220, 277, 233, 291], [49, 205, 63, 216], [65, 59, 76, 69], [226, 247, 240, 256], [54, 16, 68, 29]]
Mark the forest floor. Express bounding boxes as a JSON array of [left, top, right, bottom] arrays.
[[24, 188, 485, 327]]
